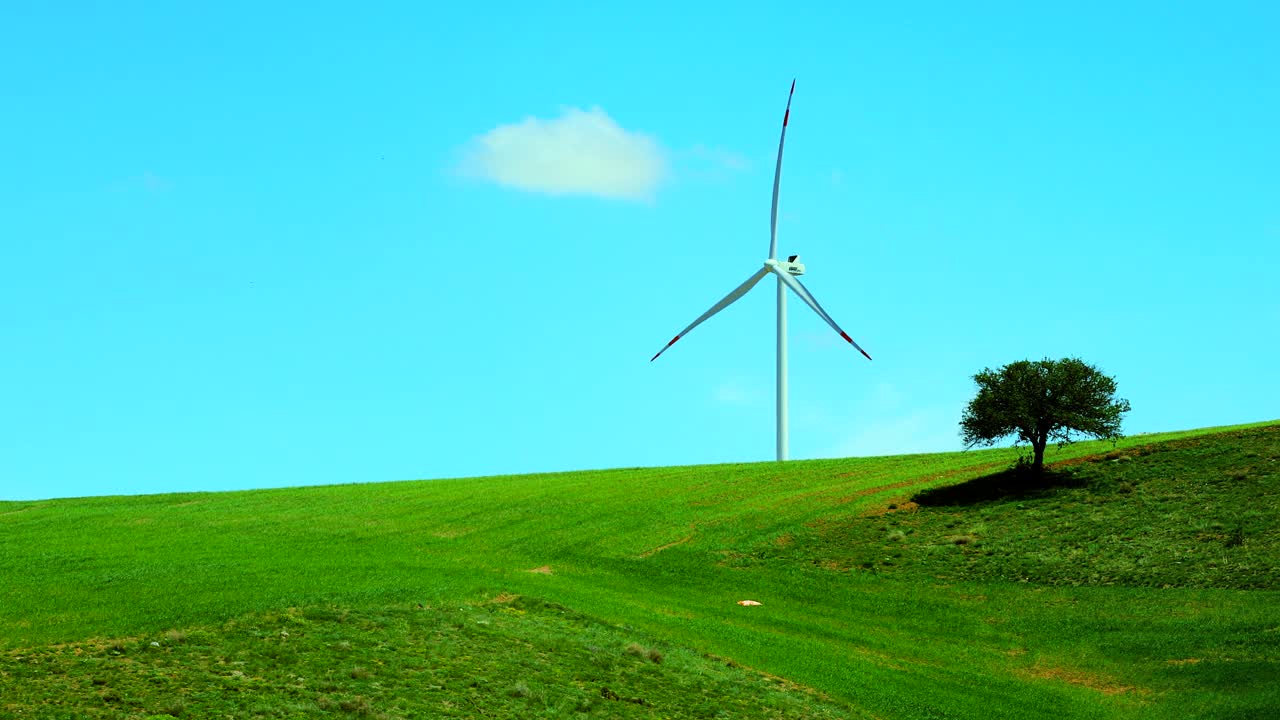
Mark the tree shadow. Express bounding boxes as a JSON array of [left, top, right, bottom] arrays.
[[911, 466, 1087, 507]]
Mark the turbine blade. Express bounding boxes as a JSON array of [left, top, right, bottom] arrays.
[[651, 268, 771, 361], [769, 266, 872, 360], [768, 79, 795, 260]]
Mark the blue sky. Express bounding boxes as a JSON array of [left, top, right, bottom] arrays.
[[3, 2, 1277, 501]]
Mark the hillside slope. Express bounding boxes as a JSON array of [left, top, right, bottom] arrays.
[[2, 421, 1277, 719]]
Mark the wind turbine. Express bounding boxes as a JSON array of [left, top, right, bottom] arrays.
[[649, 81, 872, 461]]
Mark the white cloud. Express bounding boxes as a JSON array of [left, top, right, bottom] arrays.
[[458, 107, 667, 201]]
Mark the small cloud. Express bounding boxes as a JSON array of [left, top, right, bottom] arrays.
[[457, 107, 667, 201]]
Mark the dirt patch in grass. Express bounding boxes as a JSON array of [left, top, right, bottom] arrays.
[[1024, 664, 1139, 696], [526, 565, 553, 574], [862, 501, 919, 517], [639, 534, 694, 558]]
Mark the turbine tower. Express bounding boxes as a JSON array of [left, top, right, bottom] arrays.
[[650, 81, 871, 461]]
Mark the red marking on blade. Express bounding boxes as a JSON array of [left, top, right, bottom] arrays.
[[650, 336, 681, 362], [783, 108, 790, 126], [840, 332, 872, 360]]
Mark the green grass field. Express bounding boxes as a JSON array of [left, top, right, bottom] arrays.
[[2, 421, 1277, 718]]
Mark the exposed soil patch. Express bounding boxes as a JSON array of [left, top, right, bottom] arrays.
[[640, 523, 698, 558], [862, 500, 919, 517], [526, 565, 553, 575], [639, 535, 693, 558], [1024, 664, 1138, 695]]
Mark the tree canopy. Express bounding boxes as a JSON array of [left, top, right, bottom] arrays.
[[960, 357, 1131, 472]]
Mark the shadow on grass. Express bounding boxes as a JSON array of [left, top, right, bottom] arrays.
[[912, 466, 1087, 507]]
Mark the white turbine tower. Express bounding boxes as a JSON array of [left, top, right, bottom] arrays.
[[650, 81, 872, 461]]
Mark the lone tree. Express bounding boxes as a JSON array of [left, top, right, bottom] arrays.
[[960, 357, 1131, 473]]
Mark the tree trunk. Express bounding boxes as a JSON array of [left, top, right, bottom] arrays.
[[1032, 437, 1046, 473]]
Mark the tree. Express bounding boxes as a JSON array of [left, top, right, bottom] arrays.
[[960, 357, 1131, 473]]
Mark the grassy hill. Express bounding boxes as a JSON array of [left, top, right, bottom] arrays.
[[2, 421, 1276, 718]]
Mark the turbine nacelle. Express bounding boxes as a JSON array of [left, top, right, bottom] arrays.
[[767, 255, 805, 277]]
